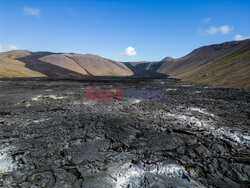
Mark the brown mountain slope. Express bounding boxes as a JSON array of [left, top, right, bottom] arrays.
[[0, 51, 134, 79], [38, 53, 134, 77], [157, 39, 250, 90], [66, 54, 133, 76], [0, 50, 31, 59], [175, 50, 250, 89], [0, 57, 46, 78], [39, 54, 89, 75], [158, 39, 250, 76]]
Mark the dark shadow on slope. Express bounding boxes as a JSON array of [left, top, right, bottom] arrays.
[[124, 61, 167, 78], [17, 52, 91, 79]]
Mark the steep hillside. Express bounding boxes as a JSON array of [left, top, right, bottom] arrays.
[[157, 39, 250, 89], [175, 50, 250, 89], [124, 39, 250, 90], [158, 39, 250, 76]]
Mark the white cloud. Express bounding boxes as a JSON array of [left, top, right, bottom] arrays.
[[207, 25, 233, 35], [202, 17, 211, 23], [220, 25, 232, 34], [121, 47, 137, 56], [23, 7, 40, 16], [207, 26, 218, 35], [0, 44, 2, 52], [234, 34, 250, 41], [8, 45, 18, 51]]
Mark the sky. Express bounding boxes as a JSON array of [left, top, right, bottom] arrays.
[[0, 0, 249, 61]]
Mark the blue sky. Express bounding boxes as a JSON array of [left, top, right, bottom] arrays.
[[0, 0, 249, 61]]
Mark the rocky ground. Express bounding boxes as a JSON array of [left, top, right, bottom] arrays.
[[0, 79, 249, 188]]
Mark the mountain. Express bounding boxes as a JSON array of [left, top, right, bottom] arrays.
[[0, 51, 134, 79], [125, 39, 250, 90], [0, 40, 249, 90], [0, 50, 46, 78], [158, 39, 250, 90], [0, 50, 31, 59]]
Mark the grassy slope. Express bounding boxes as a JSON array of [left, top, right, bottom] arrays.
[[0, 57, 46, 78], [175, 51, 250, 90]]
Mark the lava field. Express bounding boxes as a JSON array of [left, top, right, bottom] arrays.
[[0, 79, 249, 187]]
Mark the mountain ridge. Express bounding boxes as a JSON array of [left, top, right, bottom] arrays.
[[0, 39, 249, 89], [0, 51, 134, 79], [125, 39, 250, 90]]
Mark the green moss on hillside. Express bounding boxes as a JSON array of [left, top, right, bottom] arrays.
[[205, 50, 250, 70]]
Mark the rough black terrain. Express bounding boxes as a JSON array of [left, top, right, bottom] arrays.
[[0, 79, 249, 188]]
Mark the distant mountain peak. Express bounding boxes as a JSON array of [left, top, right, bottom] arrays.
[[161, 56, 174, 62]]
